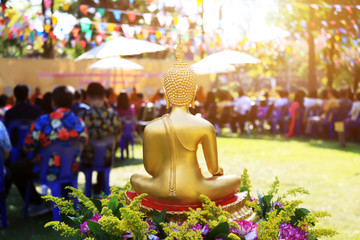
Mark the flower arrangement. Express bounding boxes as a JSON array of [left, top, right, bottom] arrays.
[[43, 170, 337, 240]]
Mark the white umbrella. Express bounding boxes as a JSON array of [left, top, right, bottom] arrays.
[[190, 62, 235, 75], [76, 37, 166, 61], [87, 57, 144, 70], [87, 57, 144, 88], [195, 50, 261, 66]]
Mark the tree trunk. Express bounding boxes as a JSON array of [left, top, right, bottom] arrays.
[[354, 65, 360, 92], [42, 0, 54, 59], [308, 6, 317, 92], [326, 37, 335, 89]]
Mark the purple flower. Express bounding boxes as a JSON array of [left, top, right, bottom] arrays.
[[271, 202, 283, 211], [201, 224, 209, 235], [230, 220, 258, 240], [90, 213, 102, 223], [149, 234, 160, 240], [146, 220, 158, 232], [190, 223, 209, 236], [278, 223, 308, 240], [80, 221, 90, 234], [122, 231, 134, 239]]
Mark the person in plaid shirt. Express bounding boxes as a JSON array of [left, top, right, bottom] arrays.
[[6, 86, 88, 217], [79, 83, 121, 195]]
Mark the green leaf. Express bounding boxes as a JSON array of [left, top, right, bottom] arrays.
[[263, 195, 272, 208], [208, 222, 230, 240], [87, 220, 102, 233], [108, 196, 118, 213], [90, 198, 103, 213], [153, 208, 168, 226], [67, 216, 81, 225], [290, 208, 311, 225], [83, 209, 93, 220], [112, 202, 123, 219]]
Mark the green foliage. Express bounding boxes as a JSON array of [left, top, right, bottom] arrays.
[[44, 177, 337, 240], [239, 168, 252, 198], [44, 221, 79, 237], [42, 195, 78, 216]]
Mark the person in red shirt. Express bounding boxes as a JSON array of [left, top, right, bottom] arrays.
[[133, 93, 148, 114], [30, 87, 43, 105]]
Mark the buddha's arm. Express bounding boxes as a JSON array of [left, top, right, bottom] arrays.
[[201, 125, 222, 176], [143, 128, 160, 176]]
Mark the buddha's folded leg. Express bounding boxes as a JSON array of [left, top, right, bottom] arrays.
[[130, 173, 155, 194], [202, 174, 241, 200]]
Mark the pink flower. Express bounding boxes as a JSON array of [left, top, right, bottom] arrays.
[[230, 220, 258, 240], [90, 213, 102, 223], [278, 222, 307, 240], [250, 196, 259, 204], [80, 221, 90, 234]]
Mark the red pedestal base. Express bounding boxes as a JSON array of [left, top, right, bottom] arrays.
[[125, 191, 255, 222]]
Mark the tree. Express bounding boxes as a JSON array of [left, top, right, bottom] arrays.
[[275, 0, 359, 90]]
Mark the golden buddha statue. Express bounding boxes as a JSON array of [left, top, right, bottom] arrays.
[[130, 40, 241, 205]]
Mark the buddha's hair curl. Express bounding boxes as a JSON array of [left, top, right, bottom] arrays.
[[163, 40, 197, 106]]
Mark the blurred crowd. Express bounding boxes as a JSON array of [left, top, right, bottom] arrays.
[[197, 87, 360, 140], [0, 82, 359, 219]]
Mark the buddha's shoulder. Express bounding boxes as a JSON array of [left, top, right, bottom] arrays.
[[144, 117, 165, 132], [189, 116, 214, 128]]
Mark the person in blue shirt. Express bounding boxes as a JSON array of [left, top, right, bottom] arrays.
[[4, 85, 42, 128]]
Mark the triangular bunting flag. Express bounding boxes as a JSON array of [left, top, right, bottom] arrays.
[[155, 30, 161, 39], [70, 39, 76, 48], [114, 25, 121, 32], [44, 24, 51, 33], [128, 12, 136, 23], [84, 29, 93, 41], [62, 3, 70, 11], [157, 13, 166, 26], [95, 35, 103, 45], [80, 22, 91, 32], [98, 8, 105, 16], [142, 28, 149, 39], [128, 26, 135, 38], [173, 16, 179, 26], [80, 40, 86, 49], [165, 15, 173, 27], [1, 4, 7, 12], [143, 13, 152, 25], [79, 4, 89, 15], [113, 10, 121, 21], [135, 26, 142, 35], [72, 27, 79, 38], [129, 0, 134, 4], [44, 0, 52, 9], [122, 24, 130, 38], [51, 15, 58, 25], [149, 34, 156, 42], [108, 23, 115, 32]]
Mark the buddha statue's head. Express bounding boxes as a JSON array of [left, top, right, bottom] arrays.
[[163, 40, 197, 108]]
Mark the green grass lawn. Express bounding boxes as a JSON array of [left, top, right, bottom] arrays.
[[2, 135, 360, 239]]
